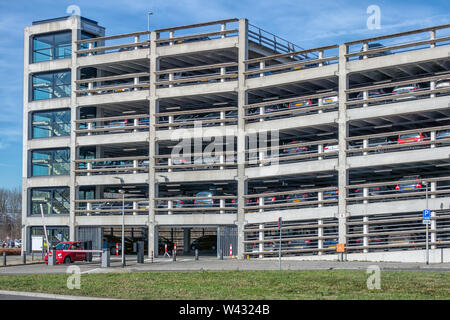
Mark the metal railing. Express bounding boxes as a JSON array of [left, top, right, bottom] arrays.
[[155, 151, 237, 172], [155, 18, 239, 46], [75, 31, 150, 56], [155, 106, 238, 130], [244, 187, 339, 213], [346, 176, 450, 204], [154, 195, 238, 215], [244, 91, 338, 122], [75, 198, 149, 216], [155, 62, 238, 88], [345, 23, 450, 61], [246, 139, 338, 167], [244, 218, 339, 256], [346, 211, 450, 252], [346, 124, 450, 156], [75, 73, 150, 96], [345, 72, 450, 109], [74, 156, 149, 176], [244, 44, 338, 79], [248, 23, 306, 54], [74, 114, 150, 136]]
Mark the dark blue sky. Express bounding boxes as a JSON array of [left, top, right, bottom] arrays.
[[0, 0, 449, 189]]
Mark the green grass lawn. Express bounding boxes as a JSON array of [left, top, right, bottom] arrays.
[[0, 270, 449, 299]]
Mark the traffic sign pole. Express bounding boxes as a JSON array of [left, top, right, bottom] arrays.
[[278, 217, 282, 271]]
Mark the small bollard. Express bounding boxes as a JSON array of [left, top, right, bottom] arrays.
[[22, 253, 26, 265], [48, 249, 56, 266], [195, 249, 199, 260], [172, 250, 176, 262], [137, 241, 144, 264], [3, 252, 6, 266], [220, 249, 223, 260], [151, 250, 154, 263], [101, 249, 110, 268]]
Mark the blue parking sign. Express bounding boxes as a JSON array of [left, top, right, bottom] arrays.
[[423, 209, 431, 223]]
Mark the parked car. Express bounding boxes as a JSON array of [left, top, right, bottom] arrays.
[[194, 191, 217, 207], [437, 129, 450, 141], [282, 140, 310, 155], [323, 189, 339, 200], [392, 83, 427, 101], [288, 99, 315, 112], [322, 96, 338, 105], [44, 241, 86, 264], [92, 201, 133, 215], [436, 78, 450, 90], [323, 238, 338, 248], [395, 175, 423, 192], [288, 239, 312, 249], [397, 132, 428, 144], [190, 234, 217, 251], [351, 186, 389, 197], [285, 193, 313, 203], [324, 144, 339, 153], [359, 43, 391, 59]]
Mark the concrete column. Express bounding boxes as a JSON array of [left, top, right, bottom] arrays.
[[363, 90, 368, 108], [69, 16, 82, 242], [133, 201, 138, 216], [258, 224, 264, 258], [337, 44, 349, 259], [259, 197, 264, 213], [430, 30, 436, 48], [431, 211, 437, 249], [221, 23, 226, 39], [430, 181, 437, 199], [169, 73, 174, 88], [431, 131, 436, 148], [183, 228, 191, 253], [236, 18, 249, 259], [148, 30, 159, 258], [430, 80, 436, 98], [317, 192, 323, 208], [220, 67, 226, 83], [362, 42, 368, 59], [259, 106, 265, 122], [318, 97, 323, 114], [259, 61, 265, 77], [318, 144, 323, 160], [363, 216, 369, 253], [363, 139, 368, 156], [318, 50, 324, 67], [134, 35, 139, 50], [318, 219, 323, 256], [169, 31, 174, 46], [363, 187, 369, 204], [220, 110, 225, 126], [220, 198, 225, 214]]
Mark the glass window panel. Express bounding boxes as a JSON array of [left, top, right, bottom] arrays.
[[32, 110, 70, 138], [32, 31, 71, 63], [30, 188, 70, 216], [31, 149, 70, 176], [31, 71, 70, 100]]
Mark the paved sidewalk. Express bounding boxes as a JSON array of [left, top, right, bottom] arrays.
[[1, 256, 450, 275], [0, 289, 115, 300]]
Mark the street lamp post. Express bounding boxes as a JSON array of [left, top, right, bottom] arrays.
[[423, 180, 429, 265], [119, 189, 126, 267], [114, 177, 126, 268]]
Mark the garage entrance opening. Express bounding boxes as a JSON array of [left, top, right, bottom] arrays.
[[158, 227, 217, 256], [102, 227, 147, 255]]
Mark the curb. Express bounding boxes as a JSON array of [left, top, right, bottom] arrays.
[[0, 289, 117, 300]]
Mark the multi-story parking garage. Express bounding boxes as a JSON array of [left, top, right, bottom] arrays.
[[22, 15, 450, 261]]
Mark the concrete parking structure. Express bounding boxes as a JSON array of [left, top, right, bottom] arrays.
[[21, 16, 450, 262]]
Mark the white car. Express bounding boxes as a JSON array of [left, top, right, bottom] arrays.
[[436, 78, 450, 89], [392, 84, 423, 101], [324, 144, 339, 153], [322, 96, 338, 105]]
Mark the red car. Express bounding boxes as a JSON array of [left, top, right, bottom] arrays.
[[44, 241, 86, 264], [397, 132, 428, 144]]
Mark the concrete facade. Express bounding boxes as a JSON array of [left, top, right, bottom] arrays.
[[22, 16, 450, 262]]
